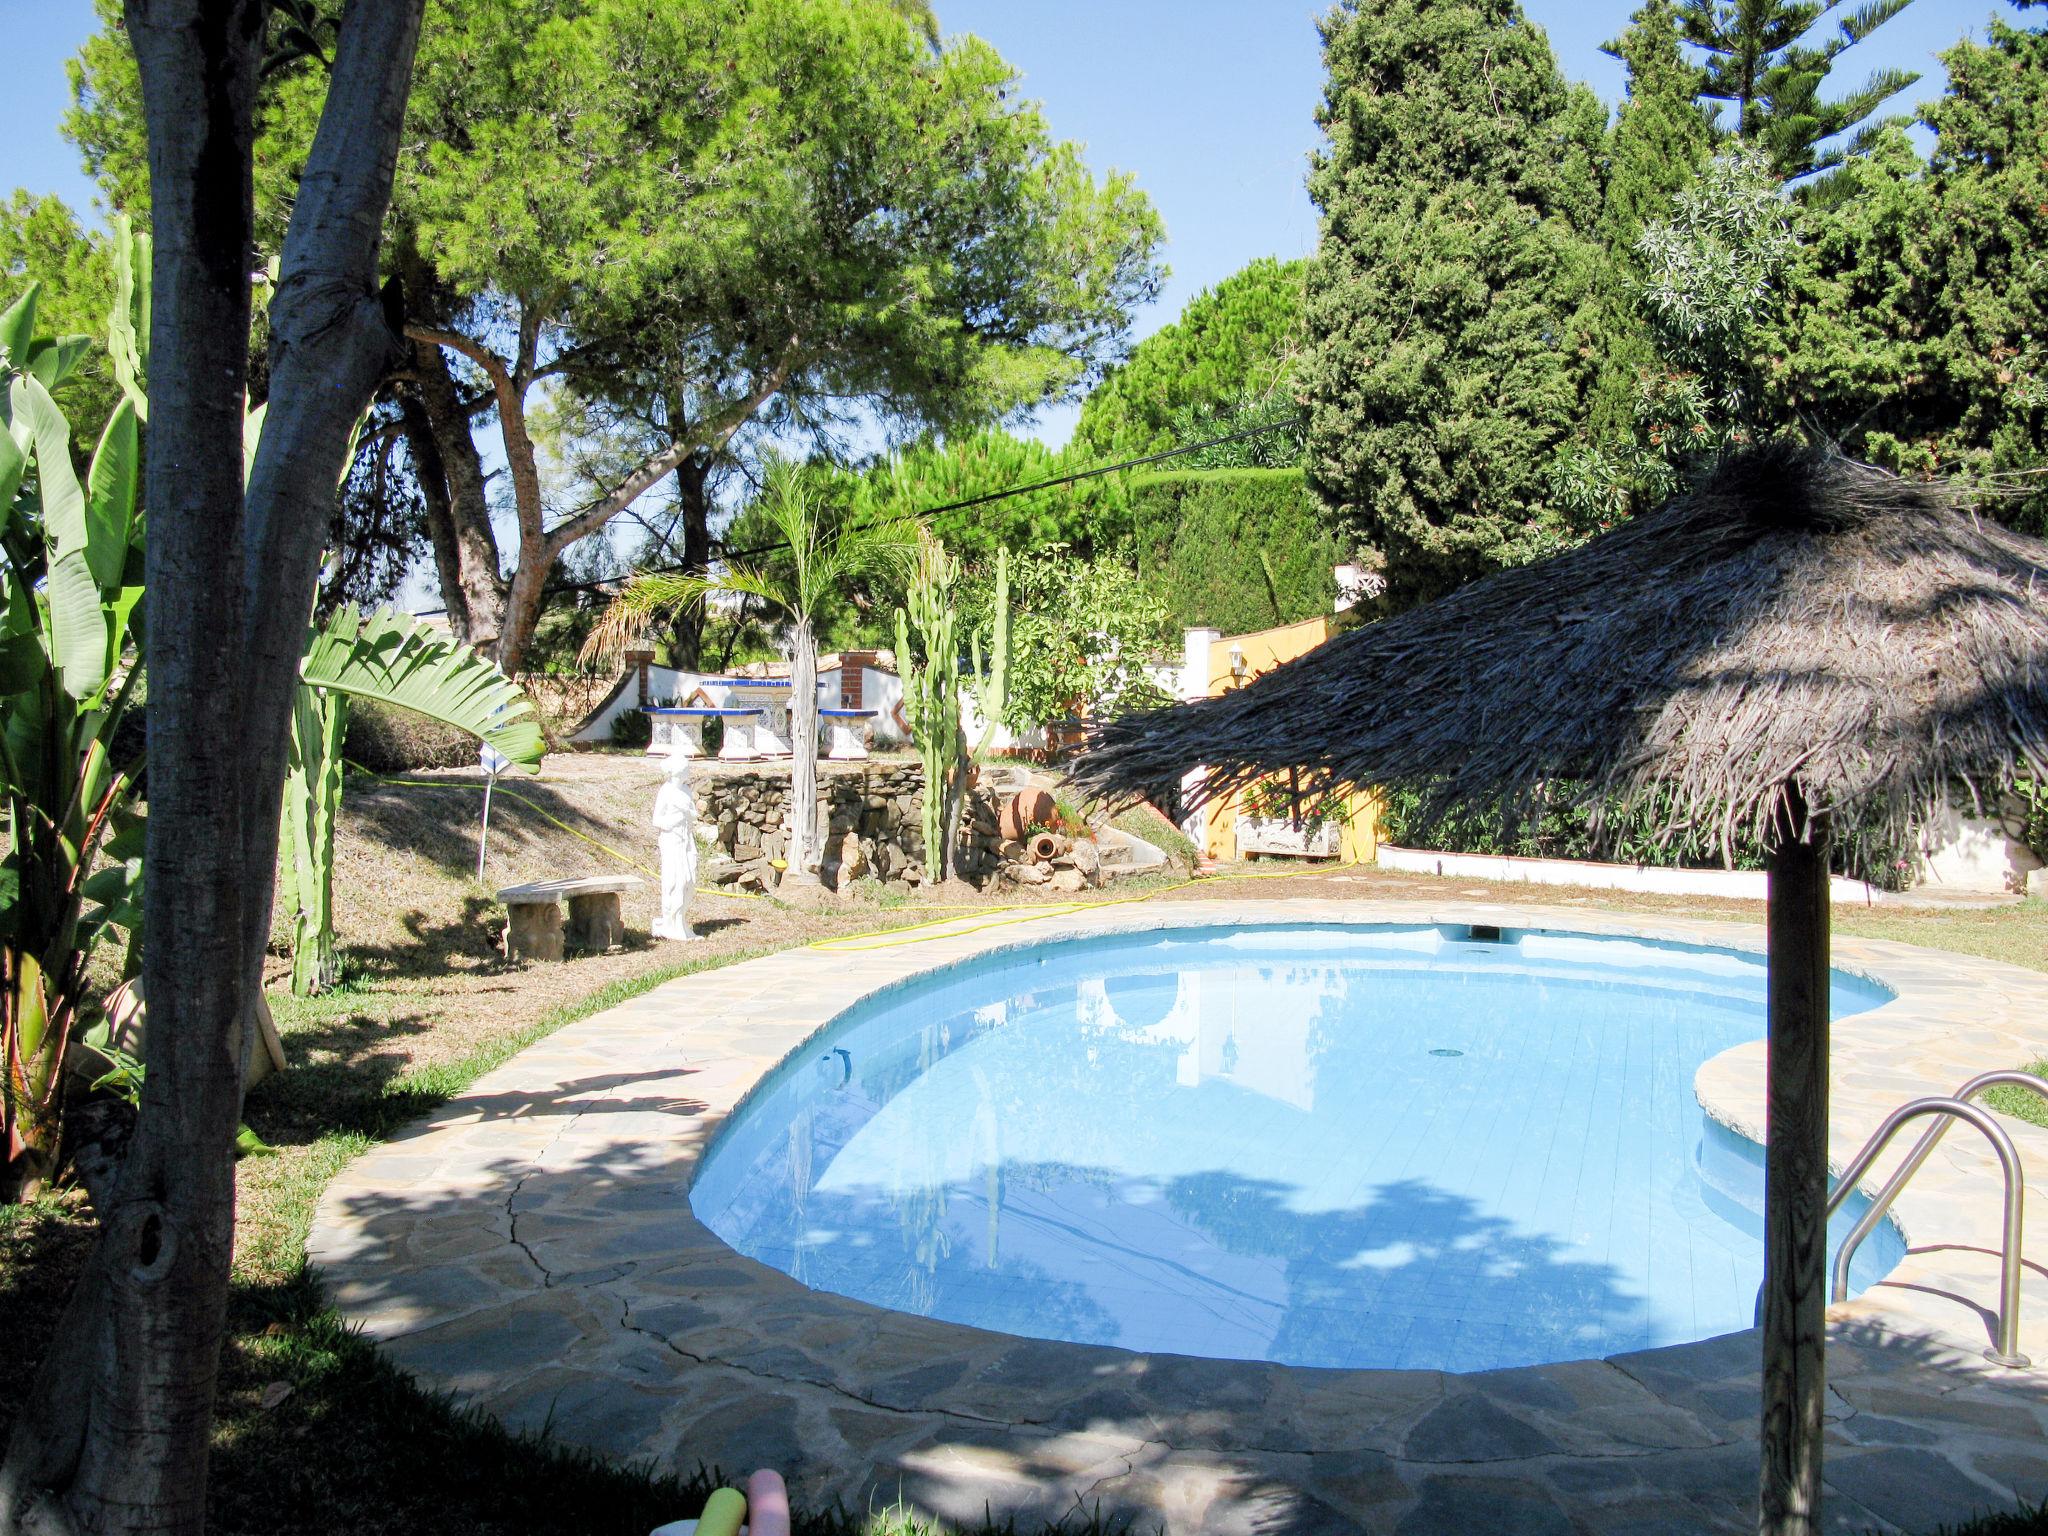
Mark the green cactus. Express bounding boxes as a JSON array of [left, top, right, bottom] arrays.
[[896, 541, 1013, 884], [967, 545, 1011, 759], [896, 536, 963, 882]]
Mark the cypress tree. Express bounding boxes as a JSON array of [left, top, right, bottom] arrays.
[[1772, 12, 2048, 533], [1601, 0, 1718, 271], [1303, 0, 1606, 608], [1676, 0, 1921, 187], [1589, 0, 1718, 435]]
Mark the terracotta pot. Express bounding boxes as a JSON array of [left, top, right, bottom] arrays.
[[1000, 786, 1055, 842]]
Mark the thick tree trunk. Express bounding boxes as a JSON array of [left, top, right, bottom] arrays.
[[1759, 787, 1832, 1536], [495, 557, 550, 677], [789, 618, 819, 876], [0, 8, 265, 1531], [410, 339, 505, 653], [0, 3, 422, 1531]]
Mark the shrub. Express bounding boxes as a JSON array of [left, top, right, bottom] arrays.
[[2018, 776, 2047, 864], [343, 697, 477, 773], [610, 708, 652, 749], [1377, 782, 1915, 890], [1128, 469, 1346, 635]]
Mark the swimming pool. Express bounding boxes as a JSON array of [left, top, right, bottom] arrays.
[[689, 924, 1906, 1372]]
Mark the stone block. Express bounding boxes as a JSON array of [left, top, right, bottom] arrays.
[[503, 899, 564, 962], [565, 890, 625, 952]]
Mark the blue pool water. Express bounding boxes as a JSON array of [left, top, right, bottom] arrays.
[[690, 924, 1905, 1372]]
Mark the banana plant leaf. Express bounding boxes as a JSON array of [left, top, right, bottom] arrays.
[[297, 605, 546, 770]]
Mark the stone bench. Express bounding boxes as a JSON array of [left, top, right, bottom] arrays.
[[497, 875, 645, 961]]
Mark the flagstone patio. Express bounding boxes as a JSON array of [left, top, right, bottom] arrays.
[[308, 900, 2048, 1534]]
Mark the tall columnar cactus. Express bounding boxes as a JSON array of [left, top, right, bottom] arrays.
[[896, 541, 1012, 885], [896, 535, 964, 883], [967, 545, 1011, 759]]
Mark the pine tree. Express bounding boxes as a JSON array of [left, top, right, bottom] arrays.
[[1302, 0, 1606, 608], [1073, 256, 1307, 462], [1589, 0, 1719, 434], [1602, 0, 1719, 271], [1676, 0, 1921, 186]]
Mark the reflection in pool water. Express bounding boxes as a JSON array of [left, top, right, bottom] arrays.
[[689, 925, 1903, 1372]]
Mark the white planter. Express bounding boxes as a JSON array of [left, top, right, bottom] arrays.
[[1234, 813, 1342, 861]]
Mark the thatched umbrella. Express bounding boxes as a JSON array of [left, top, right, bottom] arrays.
[[1074, 443, 2048, 1536]]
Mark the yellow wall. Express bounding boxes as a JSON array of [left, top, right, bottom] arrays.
[[1189, 619, 1379, 865]]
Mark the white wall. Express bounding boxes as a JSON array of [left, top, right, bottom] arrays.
[[569, 665, 708, 743], [817, 664, 907, 748], [1375, 844, 1885, 904], [1915, 806, 2044, 895]]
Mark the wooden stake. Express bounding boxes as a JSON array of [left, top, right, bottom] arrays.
[[1760, 787, 1832, 1536]]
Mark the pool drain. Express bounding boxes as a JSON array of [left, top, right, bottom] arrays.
[[1429, 1047, 1464, 1057]]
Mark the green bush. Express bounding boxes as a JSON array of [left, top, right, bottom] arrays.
[[2018, 776, 2047, 864], [610, 708, 652, 749], [1128, 469, 1346, 636], [1377, 782, 1916, 890], [343, 697, 478, 774]]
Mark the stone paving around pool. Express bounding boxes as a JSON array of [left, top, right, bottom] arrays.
[[307, 901, 2048, 1534]]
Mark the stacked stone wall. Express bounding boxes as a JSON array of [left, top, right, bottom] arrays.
[[696, 760, 1003, 890]]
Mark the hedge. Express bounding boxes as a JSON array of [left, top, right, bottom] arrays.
[[1377, 782, 1917, 891], [1127, 469, 1345, 636]]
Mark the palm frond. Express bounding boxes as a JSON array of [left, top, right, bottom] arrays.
[[581, 566, 794, 666]]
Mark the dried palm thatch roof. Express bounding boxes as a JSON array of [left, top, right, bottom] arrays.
[[1074, 443, 2048, 848]]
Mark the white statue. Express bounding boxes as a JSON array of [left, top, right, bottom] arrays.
[[651, 753, 701, 941]]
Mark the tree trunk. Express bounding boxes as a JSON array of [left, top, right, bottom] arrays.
[[0, 3, 422, 1531], [1759, 786, 1832, 1536], [409, 337, 505, 653], [397, 386, 469, 641], [789, 617, 819, 876], [495, 554, 550, 677], [662, 453, 715, 669]]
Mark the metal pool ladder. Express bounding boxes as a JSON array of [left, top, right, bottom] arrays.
[[1826, 1070, 2047, 1369]]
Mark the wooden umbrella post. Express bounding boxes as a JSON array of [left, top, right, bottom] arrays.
[[1760, 785, 1832, 1536]]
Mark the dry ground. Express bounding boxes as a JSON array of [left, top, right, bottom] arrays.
[[5, 749, 2044, 1534]]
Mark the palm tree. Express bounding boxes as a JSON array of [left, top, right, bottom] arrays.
[[588, 467, 911, 878]]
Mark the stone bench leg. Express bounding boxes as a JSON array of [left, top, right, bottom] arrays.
[[566, 890, 625, 953], [504, 900, 564, 962]]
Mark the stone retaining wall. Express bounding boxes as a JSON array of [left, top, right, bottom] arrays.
[[696, 760, 1006, 891]]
